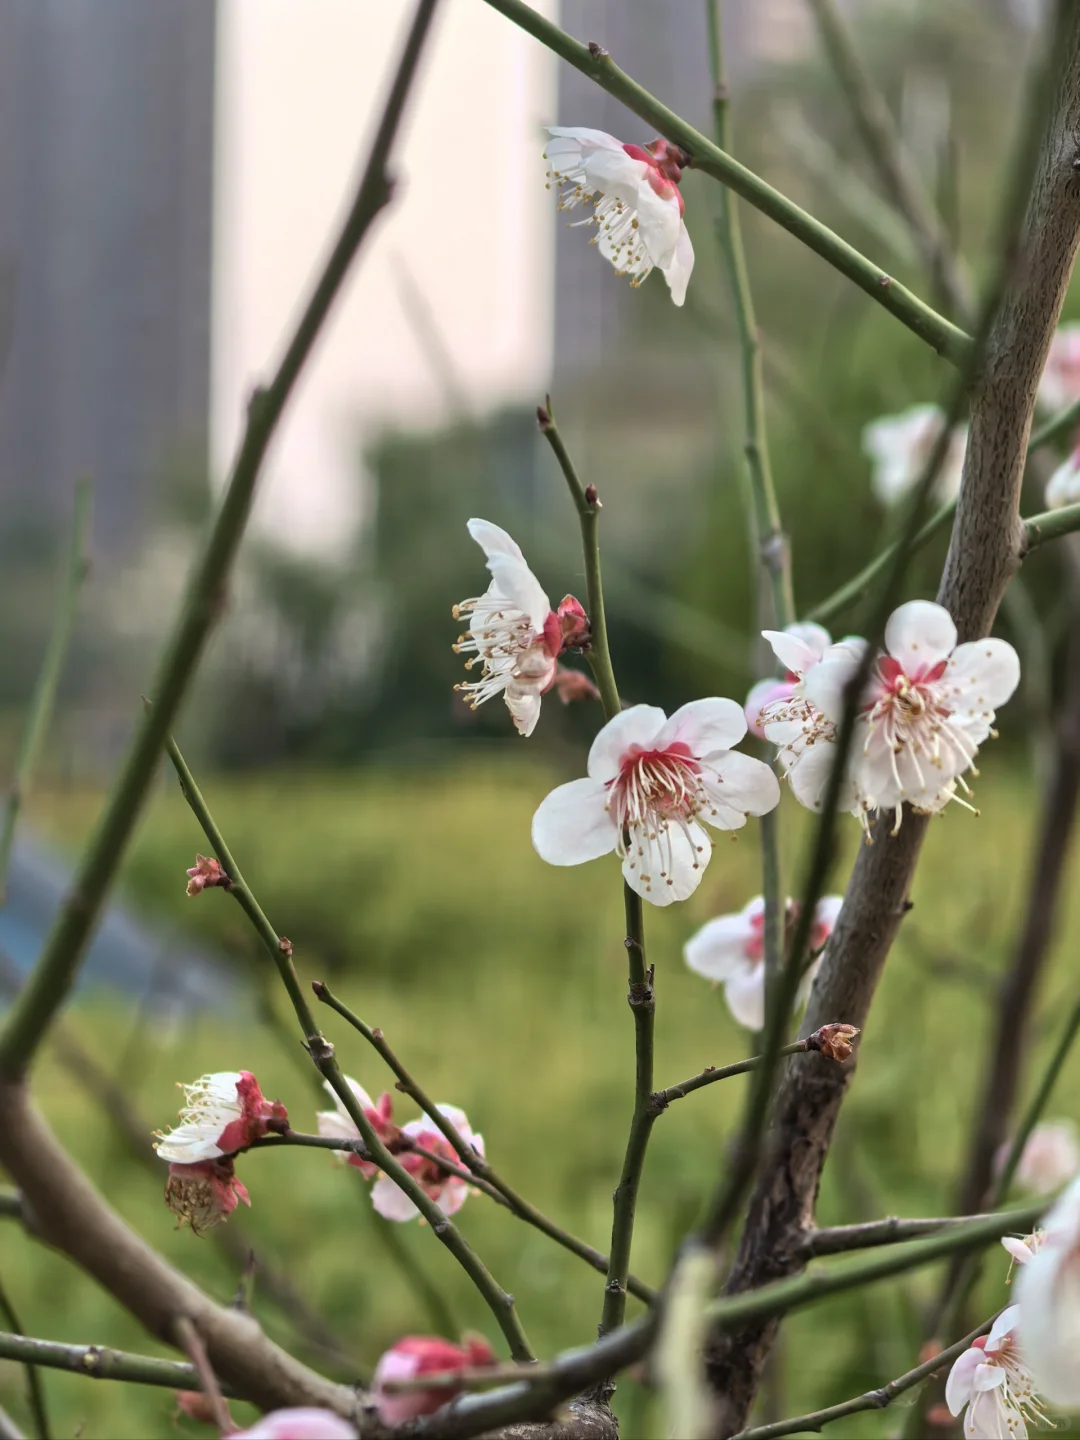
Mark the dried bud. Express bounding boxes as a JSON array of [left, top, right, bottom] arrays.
[[553, 667, 601, 706], [186, 854, 230, 897], [807, 1023, 860, 1063], [279, 937, 294, 958], [536, 403, 552, 431], [556, 595, 590, 650], [584, 482, 600, 507]]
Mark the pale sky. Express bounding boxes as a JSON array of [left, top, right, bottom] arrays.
[[210, 0, 558, 554]]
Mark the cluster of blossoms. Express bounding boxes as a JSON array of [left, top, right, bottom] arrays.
[[751, 604, 1021, 836], [154, 1072, 288, 1233], [683, 893, 843, 1030], [316, 1076, 482, 1222]]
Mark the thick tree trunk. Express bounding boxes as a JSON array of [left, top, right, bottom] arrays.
[[704, 21, 1080, 1432]]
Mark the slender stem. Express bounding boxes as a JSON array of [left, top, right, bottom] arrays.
[[537, 403, 620, 717], [0, 480, 91, 908], [0, 0, 440, 1082], [167, 760, 533, 1362], [810, 396, 1080, 627], [488, 0, 969, 362], [0, 1332, 220, 1396], [311, 984, 655, 1304], [650, 1030, 848, 1112], [599, 887, 654, 1335], [804, 0, 972, 321], [707, 0, 790, 1019], [804, 1213, 1008, 1259], [175, 1318, 231, 1436], [0, 1278, 51, 1440], [165, 735, 319, 1036], [731, 1315, 994, 1440]]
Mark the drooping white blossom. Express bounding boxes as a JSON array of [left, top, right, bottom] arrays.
[[543, 127, 694, 305], [1038, 322, 1080, 413], [683, 893, 843, 1030], [1016, 1173, 1080, 1404], [532, 700, 780, 906], [1044, 446, 1080, 510], [453, 519, 586, 738], [372, 1105, 483, 1224], [154, 1071, 287, 1164], [862, 404, 968, 506], [945, 1305, 1046, 1438]]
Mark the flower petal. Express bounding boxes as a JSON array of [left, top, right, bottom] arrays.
[[698, 750, 781, 829], [683, 913, 759, 982], [945, 1346, 982, 1415], [532, 778, 615, 865], [885, 600, 957, 670], [762, 625, 830, 676], [944, 638, 1021, 713], [660, 221, 694, 306], [484, 553, 551, 632], [371, 1176, 420, 1223], [800, 641, 867, 723], [654, 698, 747, 756], [545, 125, 624, 154], [622, 819, 709, 906], [505, 687, 543, 738], [723, 965, 766, 1031], [586, 705, 668, 780], [466, 518, 524, 562]]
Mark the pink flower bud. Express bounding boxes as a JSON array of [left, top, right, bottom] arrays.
[[807, 1023, 860, 1064], [372, 1335, 496, 1427], [186, 854, 230, 896], [556, 595, 590, 650]]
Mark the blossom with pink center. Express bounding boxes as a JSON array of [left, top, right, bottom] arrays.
[[154, 1071, 288, 1164], [1044, 446, 1080, 510], [453, 519, 586, 738], [996, 1119, 1080, 1198], [165, 1157, 250, 1235], [945, 1306, 1046, 1438], [532, 701, 780, 906], [1038, 322, 1080, 413], [372, 1105, 483, 1223], [543, 127, 694, 305], [1016, 1173, 1080, 1404], [316, 1077, 399, 1180], [744, 623, 834, 740], [758, 627, 868, 818], [801, 600, 1020, 832], [861, 404, 968, 506], [372, 1335, 496, 1427], [683, 894, 843, 1030], [232, 1408, 358, 1439]]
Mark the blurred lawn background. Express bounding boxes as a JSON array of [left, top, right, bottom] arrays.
[[2, 752, 1077, 1437]]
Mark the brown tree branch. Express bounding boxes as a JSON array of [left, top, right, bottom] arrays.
[[704, 13, 1080, 1431]]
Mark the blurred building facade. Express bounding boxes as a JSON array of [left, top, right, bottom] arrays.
[[0, 0, 216, 556]]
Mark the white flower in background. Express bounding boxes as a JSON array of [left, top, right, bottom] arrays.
[[684, 893, 843, 1030], [758, 627, 868, 817], [1016, 1173, 1080, 1404], [1002, 1230, 1046, 1272], [862, 404, 968, 506], [372, 1105, 483, 1223], [453, 519, 587, 738], [154, 1071, 287, 1163], [996, 1119, 1080, 1198], [744, 622, 832, 739], [945, 1305, 1046, 1439], [1038, 322, 1080, 413], [231, 1409, 359, 1440], [799, 600, 1020, 833], [543, 127, 695, 306], [532, 700, 780, 906], [1044, 446, 1080, 510]]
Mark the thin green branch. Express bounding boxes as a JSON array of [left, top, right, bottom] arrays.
[[0, 480, 91, 908], [994, 985, 1080, 1206], [0, 1278, 51, 1440], [0, 1332, 219, 1396], [650, 1028, 854, 1114], [166, 751, 533, 1361], [537, 402, 620, 718], [311, 984, 655, 1304], [731, 1315, 994, 1440], [0, 0, 440, 1081], [1029, 393, 1080, 450], [0, 1403, 23, 1440], [1023, 498, 1080, 551], [804, 1212, 1007, 1259], [804, 0, 973, 321], [599, 886, 654, 1335], [485, 0, 970, 362]]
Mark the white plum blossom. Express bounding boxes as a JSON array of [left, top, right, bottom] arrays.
[[1016, 1173, 1080, 1405], [683, 894, 843, 1030], [1044, 446, 1080, 510], [862, 404, 968, 506], [744, 622, 832, 739], [945, 1305, 1046, 1439], [532, 700, 780, 906], [543, 127, 694, 305], [997, 1119, 1080, 1197], [372, 1105, 483, 1223], [1038, 322, 1080, 413], [154, 1071, 287, 1164], [1002, 1230, 1047, 1272], [453, 519, 586, 738]]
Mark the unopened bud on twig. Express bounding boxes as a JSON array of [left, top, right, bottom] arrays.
[[186, 855, 230, 897], [584, 482, 600, 507], [806, 1023, 860, 1063]]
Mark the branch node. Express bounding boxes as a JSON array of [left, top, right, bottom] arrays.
[[304, 1034, 335, 1066]]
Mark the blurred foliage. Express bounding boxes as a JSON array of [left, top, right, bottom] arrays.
[[2, 755, 1079, 1437]]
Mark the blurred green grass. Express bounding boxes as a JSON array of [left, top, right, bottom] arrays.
[[3, 753, 1078, 1438]]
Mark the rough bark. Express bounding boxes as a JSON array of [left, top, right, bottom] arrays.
[[0, 1082, 358, 1421], [704, 23, 1080, 1433]]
